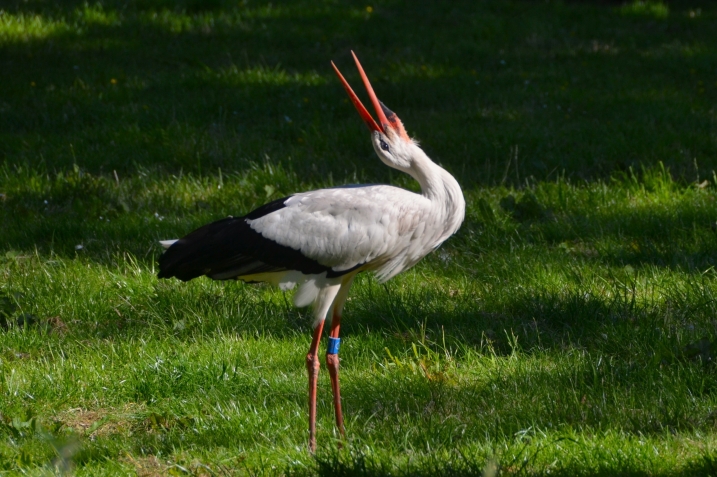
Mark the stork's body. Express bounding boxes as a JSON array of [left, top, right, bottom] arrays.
[[158, 53, 465, 452]]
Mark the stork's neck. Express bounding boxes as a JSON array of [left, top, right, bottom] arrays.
[[406, 150, 465, 236], [408, 150, 459, 201]]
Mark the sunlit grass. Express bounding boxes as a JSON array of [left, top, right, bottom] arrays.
[[619, 1, 670, 19], [212, 65, 327, 87], [0, 11, 72, 43], [0, 5, 121, 44], [137, 9, 249, 34]]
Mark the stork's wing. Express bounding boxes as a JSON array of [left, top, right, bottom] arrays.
[[158, 196, 330, 281], [158, 186, 430, 282], [249, 185, 430, 273]]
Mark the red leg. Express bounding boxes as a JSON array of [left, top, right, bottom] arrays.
[[306, 321, 325, 453], [304, 282, 347, 452], [326, 309, 345, 439]]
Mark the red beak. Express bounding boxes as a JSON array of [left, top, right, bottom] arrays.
[[331, 52, 395, 135]]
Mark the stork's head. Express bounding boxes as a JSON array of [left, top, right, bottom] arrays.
[[332, 52, 419, 173]]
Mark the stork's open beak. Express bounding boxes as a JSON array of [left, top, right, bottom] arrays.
[[332, 52, 409, 140]]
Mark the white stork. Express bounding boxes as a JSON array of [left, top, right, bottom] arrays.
[[157, 52, 465, 452]]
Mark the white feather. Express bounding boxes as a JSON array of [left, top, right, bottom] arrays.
[[293, 275, 330, 308], [248, 170, 463, 286], [278, 270, 304, 291]]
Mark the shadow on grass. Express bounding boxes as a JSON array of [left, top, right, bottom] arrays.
[[308, 455, 717, 477], [527, 205, 717, 272], [1, 0, 716, 186]]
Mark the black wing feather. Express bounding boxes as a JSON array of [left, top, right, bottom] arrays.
[[158, 196, 336, 282]]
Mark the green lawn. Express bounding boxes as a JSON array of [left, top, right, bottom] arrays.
[[2, 0, 717, 475]]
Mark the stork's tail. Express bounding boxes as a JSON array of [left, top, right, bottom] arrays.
[[159, 239, 178, 249], [158, 217, 241, 282]]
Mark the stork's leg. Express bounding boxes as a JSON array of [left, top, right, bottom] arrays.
[[325, 277, 355, 442], [326, 309, 344, 437], [306, 320, 325, 453], [306, 284, 341, 453]]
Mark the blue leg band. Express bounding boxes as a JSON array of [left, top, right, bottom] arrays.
[[327, 337, 341, 355]]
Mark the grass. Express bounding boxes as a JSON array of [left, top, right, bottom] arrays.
[[2, 0, 717, 475]]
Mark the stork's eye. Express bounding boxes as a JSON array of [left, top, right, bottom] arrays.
[[379, 139, 390, 152]]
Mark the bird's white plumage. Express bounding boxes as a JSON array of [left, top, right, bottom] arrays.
[[243, 140, 465, 318], [160, 139, 464, 317], [252, 136, 464, 276], [248, 185, 429, 277]]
